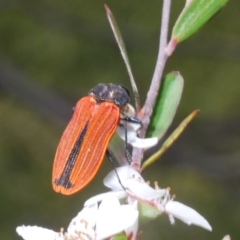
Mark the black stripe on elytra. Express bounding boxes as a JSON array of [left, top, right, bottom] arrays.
[[55, 122, 89, 189]]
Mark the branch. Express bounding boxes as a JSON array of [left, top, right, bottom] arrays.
[[132, 0, 172, 169]]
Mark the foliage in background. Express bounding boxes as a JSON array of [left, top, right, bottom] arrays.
[[0, 0, 239, 240]]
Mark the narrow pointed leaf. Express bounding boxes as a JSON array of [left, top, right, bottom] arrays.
[[147, 71, 183, 139], [142, 110, 200, 171], [104, 5, 140, 111], [171, 0, 228, 43]]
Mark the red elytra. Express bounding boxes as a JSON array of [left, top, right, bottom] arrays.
[[52, 83, 131, 195]]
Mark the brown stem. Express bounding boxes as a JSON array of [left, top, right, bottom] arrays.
[[132, 0, 172, 169]]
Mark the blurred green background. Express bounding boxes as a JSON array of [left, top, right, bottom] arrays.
[[0, 0, 239, 239]]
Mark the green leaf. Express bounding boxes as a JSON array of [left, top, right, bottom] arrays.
[[142, 110, 200, 172], [111, 232, 128, 240], [104, 5, 140, 111], [171, 0, 228, 43], [146, 71, 183, 139]]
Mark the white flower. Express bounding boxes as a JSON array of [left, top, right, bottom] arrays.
[[17, 166, 212, 240], [16, 226, 64, 240], [117, 104, 158, 149], [86, 166, 212, 232], [16, 195, 138, 240], [117, 123, 158, 149]]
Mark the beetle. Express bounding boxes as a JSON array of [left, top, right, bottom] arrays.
[[52, 83, 141, 195]]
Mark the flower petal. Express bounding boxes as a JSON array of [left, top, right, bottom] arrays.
[[165, 201, 212, 231], [126, 178, 167, 201], [84, 191, 126, 207], [66, 203, 97, 239], [121, 200, 139, 240], [104, 166, 143, 191], [222, 235, 231, 240], [96, 196, 138, 240], [117, 124, 158, 149], [16, 226, 63, 240]]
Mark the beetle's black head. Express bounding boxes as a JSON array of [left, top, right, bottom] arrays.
[[89, 83, 130, 108]]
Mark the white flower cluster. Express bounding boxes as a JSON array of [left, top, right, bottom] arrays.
[[16, 166, 211, 240]]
